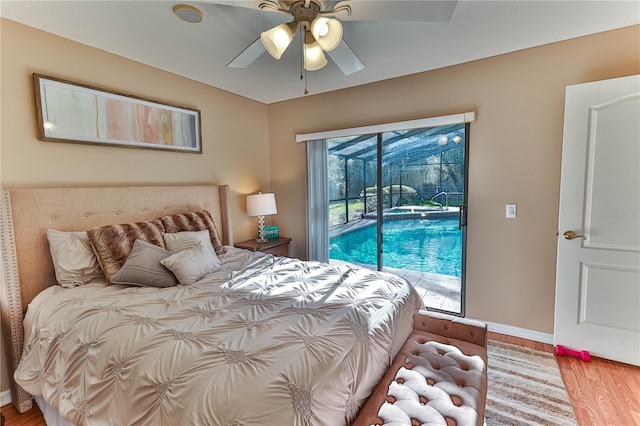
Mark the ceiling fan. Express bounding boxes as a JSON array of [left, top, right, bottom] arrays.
[[218, 0, 459, 76]]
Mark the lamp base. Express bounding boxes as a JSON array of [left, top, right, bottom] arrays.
[[256, 215, 268, 244]]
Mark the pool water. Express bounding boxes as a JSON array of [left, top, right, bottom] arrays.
[[329, 219, 462, 276]]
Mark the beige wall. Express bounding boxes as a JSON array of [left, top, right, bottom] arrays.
[[0, 19, 270, 396], [268, 25, 640, 333]]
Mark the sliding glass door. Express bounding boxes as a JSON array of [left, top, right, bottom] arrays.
[[326, 123, 469, 315]]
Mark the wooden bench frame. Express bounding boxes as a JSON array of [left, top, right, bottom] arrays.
[[353, 310, 488, 426]]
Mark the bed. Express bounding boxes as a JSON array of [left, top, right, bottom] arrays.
[[0, 184, 423, 425]]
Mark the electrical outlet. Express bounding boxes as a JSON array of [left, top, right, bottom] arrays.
[[506, 204, 517, 218]]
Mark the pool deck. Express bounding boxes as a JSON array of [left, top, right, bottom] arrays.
[[363, 206, 460, 221], [329, 259, 462, 314], [387, 266, 462, 313], [329, 207, 460, 238], [329, 218, 375, 238]]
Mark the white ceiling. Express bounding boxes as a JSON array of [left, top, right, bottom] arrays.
[[2, 1, 638, 104]]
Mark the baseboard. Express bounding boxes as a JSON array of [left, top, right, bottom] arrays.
[[0, 389, 11, 407], [478, 320, 554, 345]]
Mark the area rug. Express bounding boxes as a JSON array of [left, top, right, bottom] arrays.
[[485, 339, 578, 425]]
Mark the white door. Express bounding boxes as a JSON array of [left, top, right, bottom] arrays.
[[555, 74, 640, 366]]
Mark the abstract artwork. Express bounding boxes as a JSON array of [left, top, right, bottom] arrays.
[[34, 74, 201, 153]]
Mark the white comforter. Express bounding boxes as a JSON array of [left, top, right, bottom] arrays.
[[15, 248, 423, 426]]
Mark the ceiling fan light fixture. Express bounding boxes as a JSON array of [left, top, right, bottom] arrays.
[[261, 23, 295, 59], [304, 40, 328, 71], [310, 17, 342, 51]]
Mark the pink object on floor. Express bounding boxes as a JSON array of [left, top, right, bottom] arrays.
[[555, 344, 591, 362]]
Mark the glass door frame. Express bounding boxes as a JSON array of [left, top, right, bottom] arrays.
[[302, 114, 475, 316], [375, 124, 470, 316]]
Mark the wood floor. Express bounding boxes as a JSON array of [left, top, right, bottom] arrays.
[[0, 404, 44, 426], [488, 332, 640, 425], [2, 332, 639, 425]]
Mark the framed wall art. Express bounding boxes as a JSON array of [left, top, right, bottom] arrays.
[[34, 73, 202, 153]]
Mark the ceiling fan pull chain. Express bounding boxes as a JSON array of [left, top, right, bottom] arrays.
[[300, 25, 304, 81], [299, 25, 308, 95], [303, 40, 309, 95]]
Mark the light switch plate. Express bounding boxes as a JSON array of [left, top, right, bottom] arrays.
[[506, 204, 517, 218]]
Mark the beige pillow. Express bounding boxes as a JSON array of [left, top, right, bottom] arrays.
[[163, 230, 216, 255], [87, 219, 165, 284], [111, 239, 178, 288], [159, 211, 226, 255], [160, 242, 222, 285], [47, 229, 104, 288]]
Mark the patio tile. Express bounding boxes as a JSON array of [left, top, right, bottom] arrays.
[[440, 297, 462, 314], [412, 286, 429, 299], [423, 290, 448, 310]]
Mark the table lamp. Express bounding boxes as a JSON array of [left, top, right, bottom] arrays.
[[246, 192, 277, 243]]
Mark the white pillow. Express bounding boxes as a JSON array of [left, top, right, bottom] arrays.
[[160, 242, 222, 285], [163, 230, 216, 255], [47, 229, 104, 288]]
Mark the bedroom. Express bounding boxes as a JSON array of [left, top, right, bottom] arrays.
[[1, 1, 639, 424]]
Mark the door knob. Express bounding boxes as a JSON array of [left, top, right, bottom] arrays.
[[563, 230, 586, 240]]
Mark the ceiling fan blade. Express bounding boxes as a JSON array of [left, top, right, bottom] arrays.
[[227, 38, 266, 68], [327, 39, 364, 76], [334, 0, 458, 22]]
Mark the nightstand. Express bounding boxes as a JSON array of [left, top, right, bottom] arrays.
[[235, 237, 291, 257]]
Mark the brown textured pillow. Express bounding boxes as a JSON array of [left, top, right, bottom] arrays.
[[159, 211, 226, 255], [87, 219, 166, 283]]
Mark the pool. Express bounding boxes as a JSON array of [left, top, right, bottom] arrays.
[[329, 219, 462, 276]]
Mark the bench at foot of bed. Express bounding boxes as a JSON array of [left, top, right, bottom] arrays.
[[354, 310, 488, 426]]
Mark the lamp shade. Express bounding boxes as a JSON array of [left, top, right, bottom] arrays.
[[310, 17, 342, 51], [304, 39, 328, 71], [261, 23, 294, 59], [246, 193, 277, 216]]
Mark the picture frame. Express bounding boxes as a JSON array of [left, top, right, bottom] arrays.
[[33, 73, 202, 153]]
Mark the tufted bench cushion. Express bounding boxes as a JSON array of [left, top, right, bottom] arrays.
[[353, 310, 487, 426]]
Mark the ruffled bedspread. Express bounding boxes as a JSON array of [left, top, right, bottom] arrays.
[[15, 250, 423, 426]]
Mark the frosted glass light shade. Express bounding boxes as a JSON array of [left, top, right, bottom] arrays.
[[310, 17, 342, 51], [304, 41, 328, 71], [261, 24, 294, 59], [246, 193, 278, 216]]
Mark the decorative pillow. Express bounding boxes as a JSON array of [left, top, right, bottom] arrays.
[[87, 219, 165, 284], [47, 229, 104, 288], [160, 242, 222, 285], [163, 230, 216, 256], [111, 239, 178, 288], [159, 211, 226, 255]]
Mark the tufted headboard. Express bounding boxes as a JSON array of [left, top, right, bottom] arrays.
[[0, 184, 233, 413]]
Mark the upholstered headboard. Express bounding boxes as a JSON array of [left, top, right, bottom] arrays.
[[0, 184, 232, 413]]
